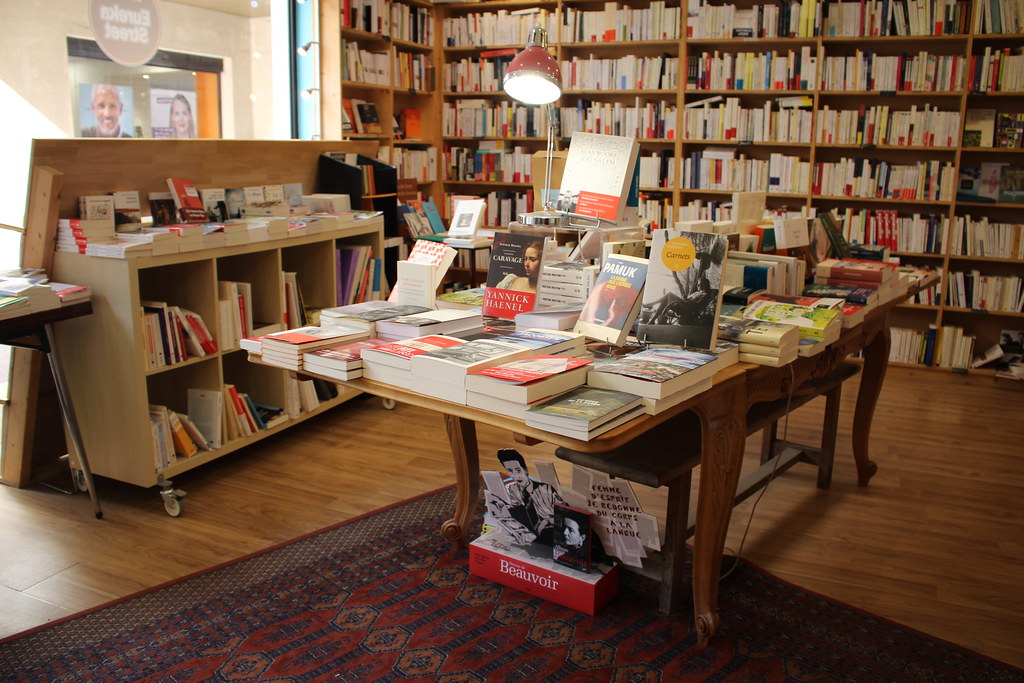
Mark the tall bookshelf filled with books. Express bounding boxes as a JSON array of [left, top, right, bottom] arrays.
[[318, 0, 1023, 378], [27, 140, 385, 514], [321, 0, 442, 211]]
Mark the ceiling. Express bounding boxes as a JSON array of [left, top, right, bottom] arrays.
[[165, 0, 272, 19]]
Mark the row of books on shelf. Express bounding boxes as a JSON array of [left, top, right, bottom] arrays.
[[559, 55, 680, 92], [949, 216, 1024, 259], [687, 48, 818, 92], [142, 302, 218, 370], [562, 3, 684, 42], [888, 324, 978, 370], [442, 51, 516, 93], [682, 150, 811, 194], [0, 271, 90, 320], [946, 270, 1024, 312], [150, 377, 341, 469], [685, 98, 813, 144], [444, 144, 534, 184], [688, 0, 976, 39], [816, 103, 961, 148], [958, 164, 1024, 205], [442, 8, 557, 48]]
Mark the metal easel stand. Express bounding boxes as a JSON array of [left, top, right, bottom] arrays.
[[38, 323, 103, 519]]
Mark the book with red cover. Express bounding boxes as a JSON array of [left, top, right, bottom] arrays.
[[166, 177, 210, 223], [261, 325, 369, 356], [482, 232, 546, 319]]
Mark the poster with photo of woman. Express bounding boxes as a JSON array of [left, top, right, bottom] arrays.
[[150, 89, 197, 138]]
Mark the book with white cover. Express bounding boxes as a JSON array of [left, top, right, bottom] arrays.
[[555, 132, 640, 224], [637, 229, 728, 351], [586, 347, 725, 399], [444, 198, 486, 244], [493, 328, 587, 356], [466, 355, 592, 403], [361, 335, 466, 370], [409, 338, 535, 384], [375, 308, 484, 339], [390, 240, 458, 308], [319, 301, 430, 330]]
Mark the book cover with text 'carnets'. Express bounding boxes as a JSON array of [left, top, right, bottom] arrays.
[[637, 230, 728, 351], [482, 232, 546, 319], [573, 254, 648, 346], [555, 132, 640, 223]]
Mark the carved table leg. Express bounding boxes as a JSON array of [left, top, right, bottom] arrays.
[[853, 321, 890, 486], [442, 414, 479, 549], [691, 387, 747, 645]]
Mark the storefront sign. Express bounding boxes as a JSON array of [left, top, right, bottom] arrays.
[[88, 0, 161, 67]]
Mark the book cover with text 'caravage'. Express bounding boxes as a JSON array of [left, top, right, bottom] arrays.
[[482, 232, 547, 319]]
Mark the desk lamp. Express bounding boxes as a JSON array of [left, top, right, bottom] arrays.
[[503, 26, 567, 227]]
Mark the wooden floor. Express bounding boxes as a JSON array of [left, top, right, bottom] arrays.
[[1, 366, 1022, 668]]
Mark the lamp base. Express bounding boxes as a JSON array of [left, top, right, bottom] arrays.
[[517, 210, 570, 227]]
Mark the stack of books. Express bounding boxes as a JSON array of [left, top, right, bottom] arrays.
[[259, 325, 370, 371], [814, 258, 900, 305], [537, 262, 600, 309], [375, 308, 484, 339], [319, 301, 430, 334], [465, 355, 593, 418], [525, 386, 645, 441], [740, 298, 843, 356], [54, 218, 116, 255], [302, 337, 391, 381], [360, 335, 467, 386], [586, 346, 733, 414], [0, 277, 60, 317], [718, 316, 800, 366], [408, 338, 543, 403]]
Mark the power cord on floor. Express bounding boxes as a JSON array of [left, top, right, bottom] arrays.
[[720, 362, 796, 581]]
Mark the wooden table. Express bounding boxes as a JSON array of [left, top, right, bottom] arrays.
[[292, 274, 937, 645], [0, 301, 102, 518]]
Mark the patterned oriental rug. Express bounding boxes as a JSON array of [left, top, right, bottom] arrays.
[[1, 487, 1020, 682]]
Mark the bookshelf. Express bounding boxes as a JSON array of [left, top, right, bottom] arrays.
[[316, 0, 1022, 377], [25, 139, 385, 513], [320, 0, 442, 211]]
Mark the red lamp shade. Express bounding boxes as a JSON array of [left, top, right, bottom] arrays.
[[502, 27, 562, 105]]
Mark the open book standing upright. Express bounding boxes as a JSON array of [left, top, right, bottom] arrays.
[[555, 132, 640, 224]]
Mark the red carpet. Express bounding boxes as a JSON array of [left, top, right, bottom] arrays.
[[1, 486, 1020, 681]]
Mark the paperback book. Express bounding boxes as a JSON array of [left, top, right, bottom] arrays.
[[553, 504, 594, 573], [319, 301, 430, 331], [466, 355, 592, 403], [637, 229, 728, 350], [555, 132, 640, 223], [482, 232, 547, 319], [573, 254, 649, 346], [525, 386, 644, 441], [586, 347, 723, 399]]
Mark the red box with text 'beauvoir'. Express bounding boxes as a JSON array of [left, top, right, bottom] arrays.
[[469, 530, 619, 615]]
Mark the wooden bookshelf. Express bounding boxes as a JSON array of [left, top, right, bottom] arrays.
[[20, 139, 385, 513]]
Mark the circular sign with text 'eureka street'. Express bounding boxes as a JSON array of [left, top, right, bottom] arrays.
[[89, 0, 161, 67]]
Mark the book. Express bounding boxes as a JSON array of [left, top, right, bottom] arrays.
[[465, 355, 592, 403], [374, 308, 484, 339], [444, 198, 487, 246], [555, 132, 640, 223], [553, 504, 593, 573], [147, 192, 178, 226], [166, 177, 209, 223], [361, 335, 467, 371], [319, 301, 430, 331], [586, 347, 724, 399], [166, 409, 198, 457], [515, 306, 584, 331], [187, 388, 223, 449], [637, 229, 728, 350], [436, 286, 486, 310], [573, 254, 648, 346], [816, 210, 852, 259], [261, 325, 369, 360], [301, 337, 390, 380], [963, 109, 996, 147], [494, 328, 588, 356], [802, 283, 879, 307], [999, 166, 1024, 203], [481, 232, 547, 319], [716, 316, 800, 347], [353, 100, 383, 134], [400, 108, 422, 138], [816, 259, 893, 283], [741, 301, 842, 341], [525, 386, 644, 440], [409, 339, 535, 402]]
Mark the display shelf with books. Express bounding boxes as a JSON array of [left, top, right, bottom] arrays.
[[29, 139, 386, 511]]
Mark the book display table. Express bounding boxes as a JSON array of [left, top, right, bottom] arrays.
[[0, 302, 102, 519], [284, 272, 938, 645]]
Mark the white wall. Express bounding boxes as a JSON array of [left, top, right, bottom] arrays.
[[0, 0, 277, 230]]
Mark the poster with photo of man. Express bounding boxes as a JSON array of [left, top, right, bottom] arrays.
[[151, 89, 197, 138], [79, 83, 134, 138]]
